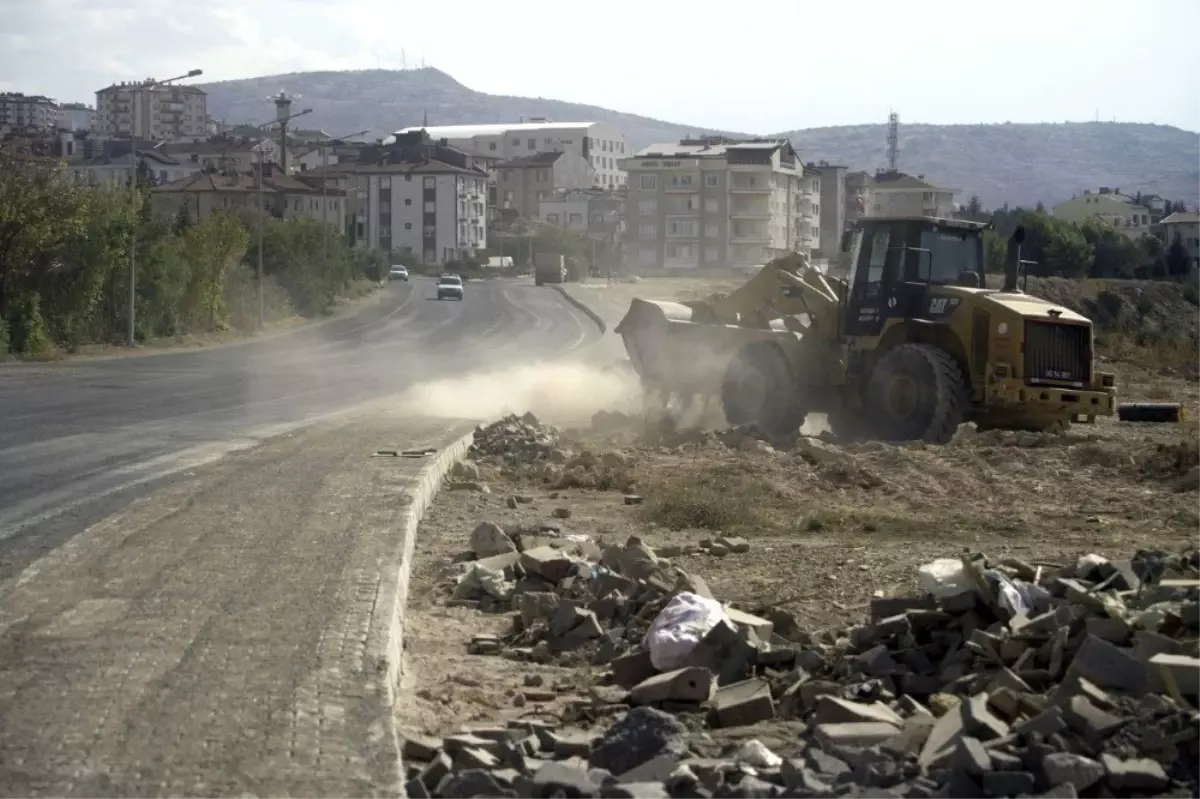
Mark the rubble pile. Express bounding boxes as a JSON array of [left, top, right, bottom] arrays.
[[413, 538, 1200, 798], [468, 413, 563, 465]]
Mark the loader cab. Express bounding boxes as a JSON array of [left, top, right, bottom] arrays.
[[844, 216, 988, 338]]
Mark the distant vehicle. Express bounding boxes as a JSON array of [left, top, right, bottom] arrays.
[[388, 265, 409, 282], [436, 274, 464, 301], [534, 253, 567, 286]]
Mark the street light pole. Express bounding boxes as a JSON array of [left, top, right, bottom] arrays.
[[127, 68, 202, 347], [251, 107, 313, 330]]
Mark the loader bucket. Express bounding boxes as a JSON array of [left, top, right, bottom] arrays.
[[614, 297, 780, 400]]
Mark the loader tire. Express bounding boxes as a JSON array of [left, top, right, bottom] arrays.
[[865, 343, 968, 444], [721, 341, 806, 440]]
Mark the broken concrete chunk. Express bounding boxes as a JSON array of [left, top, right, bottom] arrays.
[[814, 721, 902, 749], [722, 607, 774, 640], [520, 546, 575, 583], [1042, 752, 1104, 791], [712, 678, 775, 728], [469, 520, 516, 558], [630, 667, 715, 705], [1059, 634, 1149, 696], [610, 649, 657, 690], [813, 695, 904, 727]]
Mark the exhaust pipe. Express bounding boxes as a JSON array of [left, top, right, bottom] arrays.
[[1003, 226, 1026, 293]]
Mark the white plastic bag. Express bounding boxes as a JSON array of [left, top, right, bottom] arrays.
[[644, 591, 727, 671], [917, 558, 973, 598]]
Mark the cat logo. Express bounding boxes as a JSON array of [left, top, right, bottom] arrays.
[[929, 298, 949, 315]]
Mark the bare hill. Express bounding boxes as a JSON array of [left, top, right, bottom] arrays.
[[201, 68, 1199, 209]]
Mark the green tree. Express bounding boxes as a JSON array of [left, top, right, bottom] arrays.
[[964, 195, 983, 220], [983, 229, 1007, 273], [1167, 233, 1193, 277], [1013, 210, 1092, 278], [1079, 219, 1142, 278]]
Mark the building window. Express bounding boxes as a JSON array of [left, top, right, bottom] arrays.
[[535, 169, 548, 181], [511, 138, 519, 146], [639, 223, 656, 239], [640, 174, 657, 191], [405, 223, 412, 230], [705, 174, 719, 187], [405, 198, 412, 206], [705, 198, 718, 213], [537, 191, 548, 201], [405, 175, 412, 181], [569, 213, 582, 225], [488, 142, 497, 151], [672, 175, 694, 187], [638, 199, 657, 215], [705, 223, 719, 237], [667, 243, 696, 259], [501, 170, 511, 181], [667, 220, 697, 237], [527, 138, 536, 150], [547, 213, 560, 225], [424, 176, 435, 188], [379, 176, 391, 189]]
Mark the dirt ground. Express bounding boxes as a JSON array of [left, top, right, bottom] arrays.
[[395, 359, 1198, 743]]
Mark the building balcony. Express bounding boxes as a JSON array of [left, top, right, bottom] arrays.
[[730, 233, 771, 244], [663, 184, 701, 193], [729, 184, 771, 194]]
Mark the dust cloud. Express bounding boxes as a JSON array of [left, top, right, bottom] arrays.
[[393, 360, 644, 426]]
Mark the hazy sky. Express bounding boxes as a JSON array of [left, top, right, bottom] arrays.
[[3, 0, 1199, 133]]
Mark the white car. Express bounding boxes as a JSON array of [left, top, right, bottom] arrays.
[[436, 274, 464, 301], [388, 265, 409, 282]]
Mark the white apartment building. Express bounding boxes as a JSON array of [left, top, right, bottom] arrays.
[[621, 138, 818, 271], [0, 92, 58, 131], [96, 82, 207, 140], [1052, 187, 1154, 240], [358, 162, 488, 263], [391, 120, 627, 189], [56, 102, 97, 132]]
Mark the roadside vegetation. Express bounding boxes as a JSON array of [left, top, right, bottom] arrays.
[[0, 152, 387, 359]]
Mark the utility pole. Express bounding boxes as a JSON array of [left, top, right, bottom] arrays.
[[127, 68, 202, 346], [252, 106, 313, 329]]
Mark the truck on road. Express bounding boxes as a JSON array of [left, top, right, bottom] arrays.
[[534, 253, 567, 286]]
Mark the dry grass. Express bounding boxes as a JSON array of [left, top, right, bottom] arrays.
[[641, 458, 785, 533]]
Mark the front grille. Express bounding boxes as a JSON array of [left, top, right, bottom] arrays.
[[1024, 321, 1091, 386]]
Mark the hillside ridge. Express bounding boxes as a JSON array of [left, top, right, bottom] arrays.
[[201, 68, 1200, 209]]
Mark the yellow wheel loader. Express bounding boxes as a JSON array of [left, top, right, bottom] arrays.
[[615, 216, 1118, 444]]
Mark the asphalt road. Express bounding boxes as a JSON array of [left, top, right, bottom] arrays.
[[0, 276, 600, 579]]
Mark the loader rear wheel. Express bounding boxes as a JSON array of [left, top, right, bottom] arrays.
[[721, 341, 806, 440], [865, 343, 968, 444]]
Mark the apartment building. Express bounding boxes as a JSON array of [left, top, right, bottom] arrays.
[[0, 92, 58, 131], [1160, 211, 1200, 269], [56, 102, 97, 132], [621, 137, 816, 270], [845, 170, 959, 225], [160, 136, 285, 172], [149, 164, 347, 225], [96, 82, 207, 139], [350, 131, 488, 262], [1052, 187, 1154, 239], [495, 151, 593, 217], [390, 120, 627, 189], [539, 188, 624, 240], [804, 162, 847, 260], [69, 147, 198, 187]]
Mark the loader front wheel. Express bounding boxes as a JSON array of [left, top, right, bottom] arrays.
[[865, 343, 968, 444], [721, 341, 806, 439]]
